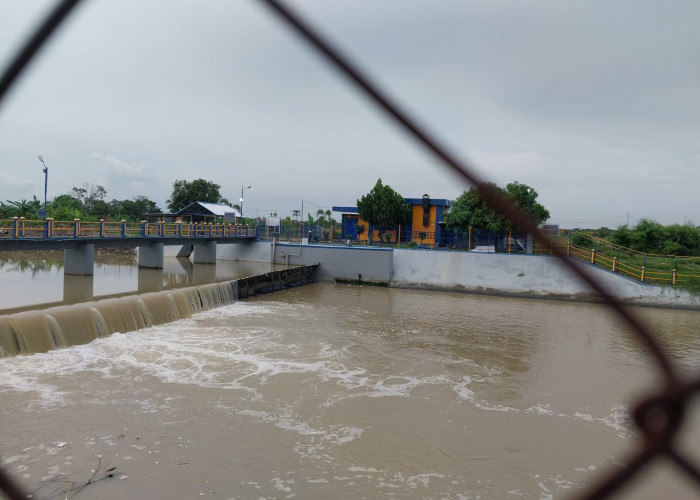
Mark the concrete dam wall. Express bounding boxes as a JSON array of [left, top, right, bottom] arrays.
[[214, 241, 700, 309]]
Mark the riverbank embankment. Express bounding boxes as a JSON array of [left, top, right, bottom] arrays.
[[210, 241, 700, 310]]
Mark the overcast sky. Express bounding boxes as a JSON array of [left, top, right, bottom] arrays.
[[1, 0, 698, 227]]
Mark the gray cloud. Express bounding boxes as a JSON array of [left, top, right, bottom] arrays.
[[0, 0, 697, 225]]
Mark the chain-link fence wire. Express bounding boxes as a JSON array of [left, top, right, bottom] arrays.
[[0, 1, 698, 498]]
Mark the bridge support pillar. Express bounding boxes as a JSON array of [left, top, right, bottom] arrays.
[[176, 244, 193, 258], [138, 243, 164, 269], [64, 244, 95, 275], [193, 242, 216, 264]]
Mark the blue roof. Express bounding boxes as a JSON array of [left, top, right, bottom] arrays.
[[333, 198, 451, 214], [404, 198, 452, 206], [332, 206, 359, 213]]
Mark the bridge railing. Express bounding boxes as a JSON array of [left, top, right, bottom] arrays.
[[0, 218, 258, 240]]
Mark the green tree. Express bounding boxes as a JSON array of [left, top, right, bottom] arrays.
[[2, 197, 41, 218], [166, 179, 222, 212], [629, 218, 665, 253], [611, 224, 633, 248], [442, 183, 506, 233], [356, 179, 411, 230], [111, 196, 161, 221], [316, 209, 326, 226], [443, 181, 549, 234], [503, 182, 550, 231], [71, 183, 107, 215], [663, 223, 700, 256], [49, 194, 83, 220], [607, 221, 700, 256]]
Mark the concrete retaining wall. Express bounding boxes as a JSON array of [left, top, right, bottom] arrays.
[[391, 249, 699, 308], [210, 241, 699, 309], [275, 243, 392, 284]]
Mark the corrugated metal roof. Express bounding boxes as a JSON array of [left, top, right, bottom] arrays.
[[176, 201, 240, 217], [196, 201, 240, 216]]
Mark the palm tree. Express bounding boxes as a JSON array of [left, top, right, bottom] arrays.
[[316, 209, 326, 226], [6, 197, 41, 218]]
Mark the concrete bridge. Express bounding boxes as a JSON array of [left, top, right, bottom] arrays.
[[0, 218, 257, 275]]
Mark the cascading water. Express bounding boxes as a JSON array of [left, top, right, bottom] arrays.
[[0, 281, 236, 357], [0, 264, 317, 357]]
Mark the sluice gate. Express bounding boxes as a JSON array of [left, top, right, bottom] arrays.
[[236, 265, 317, 298], [0, 265, 318, 357]]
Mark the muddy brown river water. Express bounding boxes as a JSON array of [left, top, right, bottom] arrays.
[[0, 256, 699, 499]]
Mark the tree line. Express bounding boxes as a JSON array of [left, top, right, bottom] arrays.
[[3, 175, 696, 256], [354, 178, 550, 235], [0, 189, 160, 222], [0, 178, 338, 227], [572, 219, 700, 256], [0, 178, 240, 222], [354, 178, 699, 256]]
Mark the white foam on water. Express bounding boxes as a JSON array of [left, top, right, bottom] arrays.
[[1, 298, 637, 461], [538, 481, 553, 500], [271, 476, 294, 493], [0, 362, 68, 407], [365, 374, 451, 398], [452, 376, 633, 438], [3, 300, 484, 411], [1, 294, 646, 500], [452, 375, 518, 412], [572, 404, 632, 438], [525, 404, 554, 415]]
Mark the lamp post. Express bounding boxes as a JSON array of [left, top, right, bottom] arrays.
[[38, 155, 48, 220], [526, 187, 533, 254], [240, 185, 251, 221]]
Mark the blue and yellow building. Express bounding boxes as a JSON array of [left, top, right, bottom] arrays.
[[332, 195, 451, 247]]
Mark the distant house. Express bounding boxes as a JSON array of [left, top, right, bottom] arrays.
[[175, 201, 240, 223], [540, 224, 560, 236], [332, 195, 452, 247]]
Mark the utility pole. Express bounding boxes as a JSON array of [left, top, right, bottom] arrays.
[[38, 155, 48, 220]]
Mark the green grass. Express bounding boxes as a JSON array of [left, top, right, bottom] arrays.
[[554, 232, 700, 294]]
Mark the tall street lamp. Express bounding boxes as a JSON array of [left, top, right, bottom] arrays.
[[240, 185, 251, 221], [526, 187, 533, 254], [38, 155, 48, 220]]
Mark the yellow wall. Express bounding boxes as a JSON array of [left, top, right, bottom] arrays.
[[411, 205, 436, 244], [351, 204, 436, 245], [351, 216, 399, 244], [355, 215, 369, 242]]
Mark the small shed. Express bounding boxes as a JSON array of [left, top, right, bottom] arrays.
[[176, 201, 240, 223]]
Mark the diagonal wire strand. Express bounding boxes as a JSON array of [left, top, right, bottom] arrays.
[[0, 0, 84, 105]]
